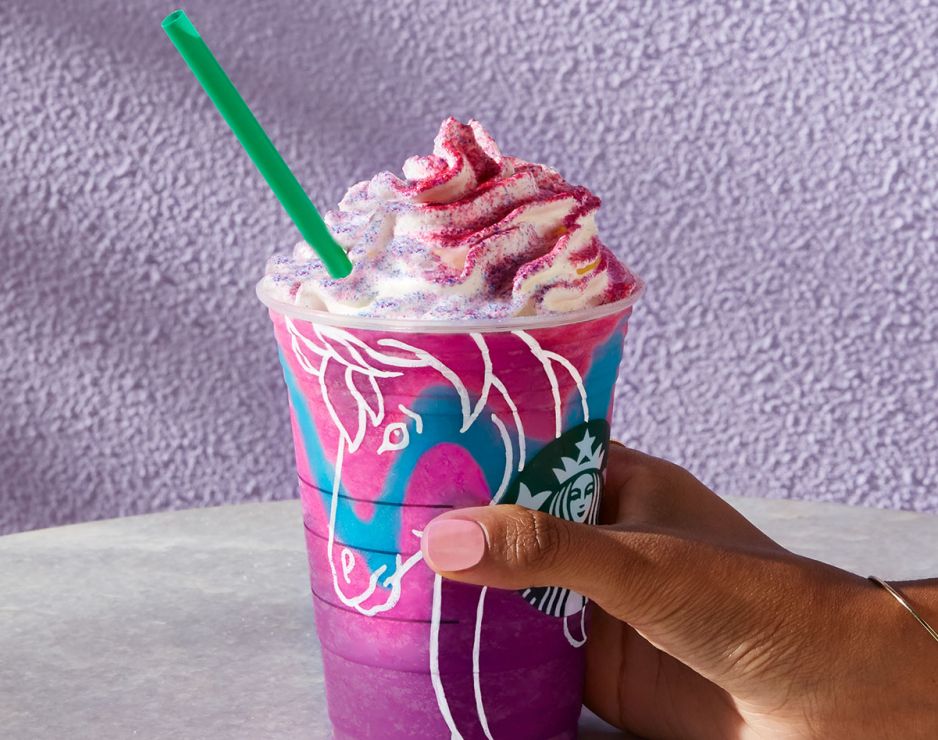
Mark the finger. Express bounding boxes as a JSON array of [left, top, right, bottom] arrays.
[[600, 442, 658, 524], [420, 504, 723, 634], [420, 505, 626, 596], [419, 503, 706, 625]]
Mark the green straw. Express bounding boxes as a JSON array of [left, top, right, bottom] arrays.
[[162, 9, 352, 279]]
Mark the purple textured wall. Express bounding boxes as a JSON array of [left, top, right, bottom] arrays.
[[2, 1, 937, 534]]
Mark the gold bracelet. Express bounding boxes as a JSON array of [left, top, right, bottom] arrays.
[[868, 576, 938, 644]]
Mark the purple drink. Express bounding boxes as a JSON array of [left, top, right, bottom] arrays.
[[261, 297, 640, 739]]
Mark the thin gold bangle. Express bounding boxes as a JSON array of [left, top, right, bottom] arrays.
[[868, 576, 938, 644]]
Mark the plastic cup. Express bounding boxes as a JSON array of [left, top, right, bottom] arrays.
[[258, 284, 642, 739]]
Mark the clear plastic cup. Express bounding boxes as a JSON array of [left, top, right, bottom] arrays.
[[259, 282, 642, 740]]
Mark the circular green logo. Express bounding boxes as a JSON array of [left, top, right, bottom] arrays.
[[501, 420, 610, 617]]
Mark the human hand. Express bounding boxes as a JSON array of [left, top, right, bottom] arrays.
[[420, 444, 938, 739]]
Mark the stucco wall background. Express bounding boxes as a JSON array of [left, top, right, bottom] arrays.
[[2, 0, 937, 534]]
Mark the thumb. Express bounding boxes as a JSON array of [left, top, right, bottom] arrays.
[[420, 502, 875, 716], [420, 505, 627, 599]]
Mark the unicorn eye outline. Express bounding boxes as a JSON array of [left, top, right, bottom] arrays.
[[378, 422, 409, 455], [398, 404, 423, 433]]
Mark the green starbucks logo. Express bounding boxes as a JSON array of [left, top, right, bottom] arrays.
[[502, 420, 609, 617]]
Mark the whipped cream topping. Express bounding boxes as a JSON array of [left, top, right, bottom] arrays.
[[260, 118, 639, 319]]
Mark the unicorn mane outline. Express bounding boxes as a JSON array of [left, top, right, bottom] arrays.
[[285, 316, 595, 739]]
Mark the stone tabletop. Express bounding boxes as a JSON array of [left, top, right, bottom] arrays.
[[1, 498, 935, 740]]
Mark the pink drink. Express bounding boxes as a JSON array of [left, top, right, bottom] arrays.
[[263, 294, 639, 739]]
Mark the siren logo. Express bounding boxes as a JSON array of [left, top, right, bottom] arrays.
[[503, 419, 609, 617]]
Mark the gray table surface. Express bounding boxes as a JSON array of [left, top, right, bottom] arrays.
[[1, 497, 935, 740]]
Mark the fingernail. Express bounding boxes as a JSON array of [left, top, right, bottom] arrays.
[[421, 518, 486, 572]]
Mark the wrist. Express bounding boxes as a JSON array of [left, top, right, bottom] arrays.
[[822, 575, 938, 738]]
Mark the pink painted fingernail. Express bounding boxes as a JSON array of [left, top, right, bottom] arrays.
[[422, 518, 486, 572]]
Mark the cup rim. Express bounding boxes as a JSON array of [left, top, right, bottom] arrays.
[[256, 277, 644, 333]]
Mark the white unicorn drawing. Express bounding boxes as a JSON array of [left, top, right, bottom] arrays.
[[285, 317, 602, 739]]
